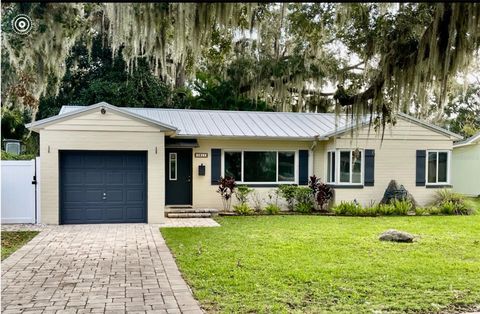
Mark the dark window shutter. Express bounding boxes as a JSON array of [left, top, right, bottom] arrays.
[[332, 152, 335, 182], [211, 149, 221, 185], [416, 150, 426, 186], [299, 150, 309, 185], [364, 149, 375, 186]]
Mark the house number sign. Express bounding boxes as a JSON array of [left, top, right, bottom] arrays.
[[195, 153, 208, 158]]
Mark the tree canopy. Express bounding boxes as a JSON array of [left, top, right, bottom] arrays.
[[2, 2, 480, 133]]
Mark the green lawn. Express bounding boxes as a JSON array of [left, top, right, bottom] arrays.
[[162, 215, 480, 313], [1, 231, 39, 261]]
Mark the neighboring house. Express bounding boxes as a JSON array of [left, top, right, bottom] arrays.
[[452, 132, 480, 196], [27, 102, 461, 224]]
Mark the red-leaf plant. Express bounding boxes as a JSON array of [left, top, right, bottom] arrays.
[[217, 176, 237, 212], [308, 175, 334, 211]]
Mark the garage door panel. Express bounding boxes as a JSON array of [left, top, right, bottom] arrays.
[[104, 207, 124, 220], [105, 154, 124, 169], [126, 172, 144, 185], [105, 189, 123, 202], [60, 151, 147, 224], [106, 172, 124, 185], [84, 189, 104, 202], [62, 208, 84, 221], [126, 206, 144, 219], [62, 154, 83, 169], [85, 208, 103, 220], [62, 171, 84, 185], [63, 189, 85, 202], [126, 155, 145, 169], [85, 171, 104, 185], [127, 190, 144, 202], [84, 154, 104, 168]]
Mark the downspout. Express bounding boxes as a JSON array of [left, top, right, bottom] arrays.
[[309, 135, 319, 176]]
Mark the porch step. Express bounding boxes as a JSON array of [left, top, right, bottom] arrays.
[[165, 207, 218, 218], [167, 212, 213, 218]]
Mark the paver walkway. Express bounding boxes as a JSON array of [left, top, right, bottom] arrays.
[[1, 224, 203, 314], [160, 218, 219, 228]]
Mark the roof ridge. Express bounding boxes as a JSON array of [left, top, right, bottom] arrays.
[[62, 105, 340, 115]]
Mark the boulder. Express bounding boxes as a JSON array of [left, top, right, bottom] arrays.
[[380, 180, 417, 207], [379, 229, 414, 243]]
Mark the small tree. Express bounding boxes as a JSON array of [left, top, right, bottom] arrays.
[[278, 184, 297, 211], [235, 185, 253, 204], [217, 177, 236, 211], [309, 175, 334, 211]]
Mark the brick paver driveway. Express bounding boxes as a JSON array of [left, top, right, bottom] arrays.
[[1, 224, 203, 314]]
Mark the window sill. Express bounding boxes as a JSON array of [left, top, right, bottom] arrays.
[[426, 184, 452, 188], [327, 184, 364, 189]]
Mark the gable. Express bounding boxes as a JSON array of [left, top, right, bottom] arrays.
[[43, 109, 163, 132], [332, 116, 458, 141], [27, 102, 177, 133]]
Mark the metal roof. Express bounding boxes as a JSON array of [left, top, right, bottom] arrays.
[[58, 104, 365, 140], [27, 102, 459, 141], [453, 131, 480, 148]]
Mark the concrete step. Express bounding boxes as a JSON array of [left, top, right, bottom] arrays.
[[165, 207, 218, 214], [166, 212, 213, 218]]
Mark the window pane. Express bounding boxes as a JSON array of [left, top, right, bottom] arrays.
[[428, 152, 437, 183], [352, 151, 362, 183], [244, 152, 276, 182], [438, 152, 448, 183], [340, 151, 350, 183], [169, 153, 177, 180], [278, 152, 295, 182], [225, 152, 242, 180]]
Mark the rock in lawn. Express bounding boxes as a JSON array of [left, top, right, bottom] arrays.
[[379, 229, 414, 243]]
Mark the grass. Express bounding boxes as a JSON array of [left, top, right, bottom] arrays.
[[1, 231, 39, 261], [162, 215, 480, 313]]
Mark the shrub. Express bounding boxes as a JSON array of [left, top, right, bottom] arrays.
[[233, 203, 253, 215], [235, 185, 253, 204], [392, 199, 413, 215], [432, 189, 475, 215], [362, 205, 379, 217], [1, 150, 35, 160], [377, 203, 396, 216], [295, 202, 313, 213], [439, 200, 456, 215], [278, 185, 297, 211], [264, 204, 281, 215], [217, 177, 236, 211], [333, 201, 361, 216], [332, 200, 411, 217], [251, 191, 263, 213], [294, 187, 314, 213], [309, 175, 334, 211], [415, 207, 428, 216], [428, 206, 442, 215]]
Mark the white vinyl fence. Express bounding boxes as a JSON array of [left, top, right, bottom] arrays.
[[1, 158, 40, 224]]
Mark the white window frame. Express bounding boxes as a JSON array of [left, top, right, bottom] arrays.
[[325, 149, 364, 185], [169, 153, 177, 181], [326, 150, 335, 184], [222, 149, 298, 184], [426, 150, 451, 185]]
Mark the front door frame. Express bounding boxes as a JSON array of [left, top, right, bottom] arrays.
[[165, 148, 193, 206]]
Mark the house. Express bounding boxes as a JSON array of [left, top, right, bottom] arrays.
[[27, 102, 462, 224], [452, 131, 480, 196]]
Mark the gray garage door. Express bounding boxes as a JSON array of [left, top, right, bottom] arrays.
[[60, 151, 147, 224]]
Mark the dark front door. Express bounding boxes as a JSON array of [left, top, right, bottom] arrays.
[[60, 151, 147, 224], [165, 149, 192, 205]]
